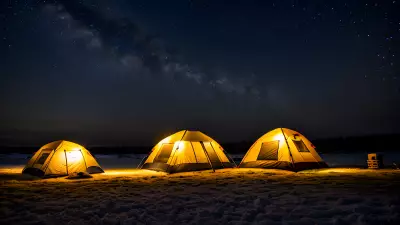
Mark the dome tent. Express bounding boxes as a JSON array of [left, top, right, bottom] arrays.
[[22, 140, 104, 177], [140, 130, 236, 173], [239, 128, 328, 171]]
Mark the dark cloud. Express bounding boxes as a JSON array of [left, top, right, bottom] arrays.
[[41, 0, 261, 97]]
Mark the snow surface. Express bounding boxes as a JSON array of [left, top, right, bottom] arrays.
[[2, 152, 400, 168], [1, 153, 400, 224]]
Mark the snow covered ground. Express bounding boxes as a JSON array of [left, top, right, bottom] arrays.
[[1, 153, 400, 225], [2, 152, 400, 168]]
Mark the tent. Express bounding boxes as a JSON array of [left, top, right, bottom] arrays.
[[22, 140, 104, 177], [140, 130, 236, 173], [239, 128, 328, 171]]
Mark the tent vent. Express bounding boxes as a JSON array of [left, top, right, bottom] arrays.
[[293, 140, 310, 152]]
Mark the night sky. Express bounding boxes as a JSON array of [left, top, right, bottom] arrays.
[[1, 0, 399, 146]]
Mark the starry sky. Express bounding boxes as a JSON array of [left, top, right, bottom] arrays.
[[1, 0, 399, 146]]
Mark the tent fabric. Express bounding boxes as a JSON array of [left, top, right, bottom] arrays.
[[22, 140, 104, 177], [239, 128, 328, 171], [140, 130, 236, 173]]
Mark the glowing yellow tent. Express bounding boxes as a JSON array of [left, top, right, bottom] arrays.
[[22, 140, 104, 177], [239, 128, 328, 171], [140, 130, 236, 173]]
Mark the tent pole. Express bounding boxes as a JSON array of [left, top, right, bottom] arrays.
[[224, 149, 237, 167], [31, 149, 43, 166], [43, 149, 57, 175], [307, 143, 322, 167], [64, 150, 69, 175], [190, 142, 198, 163], [43, 144, 63, 176], [166, 130, 187, 173], [80, 149, 88, 171], [281, 128, 295, 170], [306, 139, 320, 163], [201, 141, 215, 172], [238, 141, 256, 167], [210, 142, 224, 168], [137, 155, 148, 169]]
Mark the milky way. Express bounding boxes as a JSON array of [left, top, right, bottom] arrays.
[[40, 0, 262, 98]]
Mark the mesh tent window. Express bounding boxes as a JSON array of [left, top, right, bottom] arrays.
[[257, 141, 279, 160], [36, 152, 50, 164], [154, 144, 174, 163], [293, 140, 310, 152]]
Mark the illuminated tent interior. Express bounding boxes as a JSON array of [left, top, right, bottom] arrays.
[[239, 128, 328, 171], [139, 130, 236, 173], [22, 140, 104, 177]]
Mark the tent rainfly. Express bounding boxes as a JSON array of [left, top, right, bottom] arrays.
[[239, 128, 328, 171], [139, 130, 236, 173], [22, 140, 104, 177]]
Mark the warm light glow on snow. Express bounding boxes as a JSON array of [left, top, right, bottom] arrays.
[[298, 168, 377, 174], [102, 169, 163, 176], [0, 166, 24, 174], [311, 168, 364, 173]]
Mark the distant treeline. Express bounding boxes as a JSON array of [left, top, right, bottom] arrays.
[[312, 134, 400, 153], [0, 134, 399, 154]]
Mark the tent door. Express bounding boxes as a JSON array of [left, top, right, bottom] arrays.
[[201, 142, 223, 168], [154, 143, 174, 163], [257, 141, 279, 160], [33, 149, 52, 169], [65, 150, 87, 174]]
